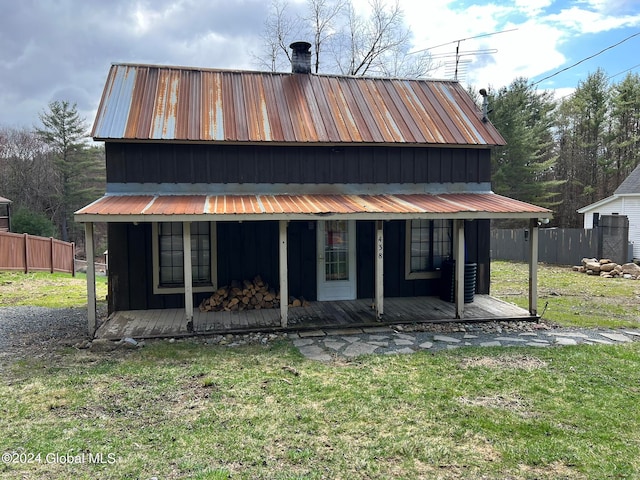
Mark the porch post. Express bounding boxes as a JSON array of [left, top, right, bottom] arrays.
[[528, 219, 539, 316], [454, 219, 465, 319], [183, 221, 194, 328], [279, 220, 288, 328], [84, 222, 97, 336], [374, 220, 384, 318]]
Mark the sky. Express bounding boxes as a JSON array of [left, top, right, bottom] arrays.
[[1, 0, 639, 130]]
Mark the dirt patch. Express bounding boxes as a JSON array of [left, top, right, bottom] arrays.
[[457, 394, 536, 419], [458, 354, 548, 371]]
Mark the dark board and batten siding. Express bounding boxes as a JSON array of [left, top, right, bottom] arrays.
[[108, 219, 490, 314], [106, 143, 491, 185]]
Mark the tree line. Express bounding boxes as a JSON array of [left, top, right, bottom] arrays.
[[486, 69, 640, 228], [260, 0, 640, 228], [0, 101, 105, 245], [2, 0, 639, 243]]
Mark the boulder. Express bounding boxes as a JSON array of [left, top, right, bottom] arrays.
[[622, 263, 640, 276], [584, 261, 601, 273], [600, 262, 617, 272]]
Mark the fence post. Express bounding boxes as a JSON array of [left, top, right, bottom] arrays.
[[23, 233, 29, 274], [50, 237, 54, 274], [72, 242, 76, 277], [85, 223, 97, 336]]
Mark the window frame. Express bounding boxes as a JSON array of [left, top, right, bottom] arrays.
[[152, 221, 217, 294], [404, 219, 452, 280]]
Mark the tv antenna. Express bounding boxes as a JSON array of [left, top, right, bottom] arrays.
[[410, 28, 518, 81]]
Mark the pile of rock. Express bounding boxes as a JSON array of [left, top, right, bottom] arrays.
[[573, 257, 640, 279]]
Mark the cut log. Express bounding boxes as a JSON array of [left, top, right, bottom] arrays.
[[198, 277, 291, 312]]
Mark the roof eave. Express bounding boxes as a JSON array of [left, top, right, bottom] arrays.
[[75, 210, 551, 223]]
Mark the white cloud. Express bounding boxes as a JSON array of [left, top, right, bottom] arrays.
[[546, 6, 640, 33]]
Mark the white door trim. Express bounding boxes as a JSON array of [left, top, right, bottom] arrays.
[[316, 220, 357, 301]]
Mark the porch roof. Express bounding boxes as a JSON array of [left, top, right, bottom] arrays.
[[75, 192, 551, 222]]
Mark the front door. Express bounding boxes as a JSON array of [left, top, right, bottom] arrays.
[[317, 220, 356, 301]]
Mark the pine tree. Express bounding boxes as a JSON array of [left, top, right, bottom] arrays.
[[35, 101, 103, 242], [487, 79, 564, 220]]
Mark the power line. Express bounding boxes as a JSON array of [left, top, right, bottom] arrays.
[[608, 63, 640, 80], [532, 31, 640, 87]]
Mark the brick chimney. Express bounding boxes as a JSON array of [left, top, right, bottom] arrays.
[[289, 41, 312, 74]]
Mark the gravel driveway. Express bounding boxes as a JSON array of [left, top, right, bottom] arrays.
[[0, 306, 90, 366]]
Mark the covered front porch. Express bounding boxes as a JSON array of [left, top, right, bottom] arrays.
[[95, 295, 535, 340], [76, 191, 552, 340]]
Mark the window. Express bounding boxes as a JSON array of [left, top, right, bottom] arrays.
[[324, 220, 350, 281], [153, 222, 216, 293], [405, 219, 452, 279]]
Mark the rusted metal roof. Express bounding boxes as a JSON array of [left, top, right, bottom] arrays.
[[75, 193, 550, 222], [91, 63, 506, 146]]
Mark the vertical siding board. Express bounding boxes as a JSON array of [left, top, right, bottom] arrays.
[[107, 223, 130, 312], [451, 149, 466, 183], [398, 148, 414, 183], [112, 143, 486, 185], [478, 149, 491, 182]]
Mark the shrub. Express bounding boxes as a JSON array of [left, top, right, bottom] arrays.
[[11, 207, 56, 237]]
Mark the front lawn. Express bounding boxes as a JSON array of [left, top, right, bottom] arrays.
[[1, 340, 639, 479]]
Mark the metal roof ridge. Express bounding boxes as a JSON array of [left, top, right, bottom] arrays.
[[108, 62, 458, 84]]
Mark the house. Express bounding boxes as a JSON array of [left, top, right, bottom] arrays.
[[578, 163, 640, 260], [75, 42, 551, 337], [0, 196, 11, 232]]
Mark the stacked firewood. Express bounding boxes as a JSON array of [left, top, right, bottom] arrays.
[[199, 276, 279, 312], [199, 276, 311, 312]]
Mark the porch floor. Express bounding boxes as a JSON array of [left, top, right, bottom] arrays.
[[95, 295, 536, 340]]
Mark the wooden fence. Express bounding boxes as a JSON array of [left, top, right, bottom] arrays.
[[0, 231, 75, 275], [491, 224, 633, 266]]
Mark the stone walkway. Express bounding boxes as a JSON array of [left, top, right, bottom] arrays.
[[288, 321, 640, 361]]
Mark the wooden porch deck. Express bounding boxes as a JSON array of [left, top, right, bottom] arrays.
[[95, 295, 536, 340]]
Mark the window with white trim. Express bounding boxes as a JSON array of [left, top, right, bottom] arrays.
[[405, 219, 452, 279]]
